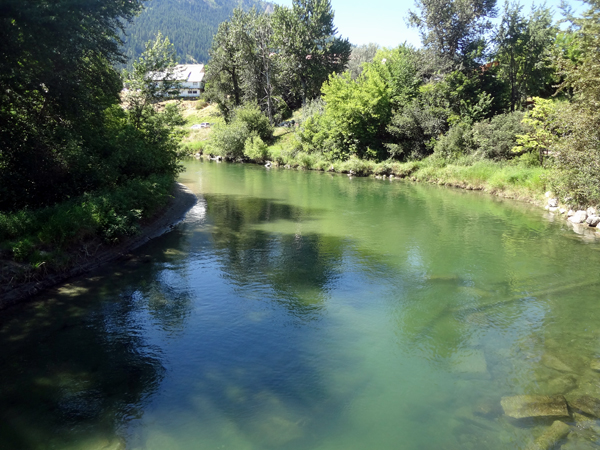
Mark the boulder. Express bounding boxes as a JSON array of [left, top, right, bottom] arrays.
[[526, 421, 571, 450], [569, 211, 588, 224], [560, 208, 567, 214], [548, 198, 559, 208], [586, 216, 600, 227], [546, 374, 577, 395], [501, 395, 569, 419], [542, 354, 573, 373], [545, 191, 553, 198], [569, 396, 600, 418], [587, 207, 597, 216]]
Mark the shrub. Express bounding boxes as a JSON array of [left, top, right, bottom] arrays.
[[472, 111, 527, 160], [244, 135, 270, 162], [207, 121, 250, 159], [433, 122, 475, 159], [195, 99, 209, 110], [233, 103, 273, 142]]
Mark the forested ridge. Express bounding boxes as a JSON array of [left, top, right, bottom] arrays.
[[121, 0, 275, 65]]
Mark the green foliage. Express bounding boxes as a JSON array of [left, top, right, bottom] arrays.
[[320, 70, 392, 159], [0, 0, 143, 211], [549, 104, 600, 205], [208, 121, 251, 159], [471, 111, 527, 159], [244, 136, 270, 162], [370, 45, 422, 107], [494, 2, 557, 111], [272, 0, 352, 106], [408, 0, 497, 69], [234, 104, 274, 142], [513, 97, 563, 166], [348, 43, 380, 79], [0, 175, 173, 264], [434, 122, 475, 159], [386, 81, 450, 160]]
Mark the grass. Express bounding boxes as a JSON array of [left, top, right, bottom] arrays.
[[0, 175, 174, 280]]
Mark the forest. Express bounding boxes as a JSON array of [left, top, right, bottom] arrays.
[[202, 0, 600, 207], [120, 0, 275, 65]]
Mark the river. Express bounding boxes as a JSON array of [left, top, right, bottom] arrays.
[[1, 159, 600, 449]]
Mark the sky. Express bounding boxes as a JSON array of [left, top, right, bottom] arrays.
[[274, 0, 584, 48]]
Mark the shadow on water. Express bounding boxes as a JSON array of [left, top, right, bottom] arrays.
[[0, 229, 196, 450]]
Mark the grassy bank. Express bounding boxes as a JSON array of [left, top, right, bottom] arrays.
[[0, 175, 174, 287], [186, 104, 548, 204]]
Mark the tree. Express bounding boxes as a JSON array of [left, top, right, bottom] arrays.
[[348, 43, 380, 79], [205, 8, 255, 119], [0, 0, 143, 211], [272, 0, 351, 107], [494, 2, 556, 111], [408, 0, 497, 70], [123, 33, 182, 130]]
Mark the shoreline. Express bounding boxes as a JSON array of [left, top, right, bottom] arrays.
[[0, 182, 197, 310], [197, 154, 600, 237]]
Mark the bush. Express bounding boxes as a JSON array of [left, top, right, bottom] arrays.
[[195, 99, 209, 110], [434, 122, 475, 160], [472, 111, 527, 160], [233, 103, 273, 143], [207, 121, 250, 159], [0, 175, 174, 265], [244, 135, 270, 162]]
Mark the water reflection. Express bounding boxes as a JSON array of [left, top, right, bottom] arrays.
[[204, 194, 344, 318], [0, 229, 199, 450]]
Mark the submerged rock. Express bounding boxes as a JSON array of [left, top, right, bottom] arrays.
[[590, 360, 600, 372], [542, 354, 574, 373], [546, 374, 577, 395], [501, 395, 569, 419], [473, 398, 503, 419], [569, 396, 600, 418], [561, 426, 600, 450], [526, 420, 571, 450]]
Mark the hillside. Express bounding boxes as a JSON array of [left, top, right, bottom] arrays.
[[122, 0, 275, 65]]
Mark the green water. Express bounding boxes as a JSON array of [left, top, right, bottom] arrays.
[[2, 159, 600, 450]]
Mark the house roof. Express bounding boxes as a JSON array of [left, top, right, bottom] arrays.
[[174, 64, 205, 83], [148, 64, 205, 83]]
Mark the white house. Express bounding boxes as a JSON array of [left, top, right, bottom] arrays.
[[174, 64, 205, 98], [148, 64, 205, 98]]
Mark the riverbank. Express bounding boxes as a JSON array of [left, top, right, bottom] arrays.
[[0, 182, 197, 310]]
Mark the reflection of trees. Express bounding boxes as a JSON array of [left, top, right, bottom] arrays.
[[0, 229, 194, 450], [204, 194, 344, 317]]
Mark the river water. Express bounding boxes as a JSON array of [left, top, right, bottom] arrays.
[[2, 159, 600, 450]]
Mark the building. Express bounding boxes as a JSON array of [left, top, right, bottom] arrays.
[[174, 64, 205, 98], [148, 64, 205, 98]]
